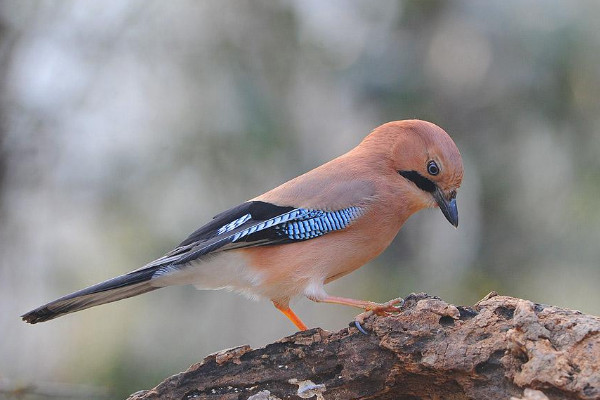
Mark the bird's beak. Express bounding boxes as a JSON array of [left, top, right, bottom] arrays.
[[433, 188, 459, 227]]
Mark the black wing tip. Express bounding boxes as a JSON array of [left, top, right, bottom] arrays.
[[21, 307, 58, 324]]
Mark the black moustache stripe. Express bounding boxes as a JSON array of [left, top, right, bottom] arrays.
[[398, 170, 436, 193]]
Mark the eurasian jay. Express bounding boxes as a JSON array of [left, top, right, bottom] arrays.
[[22, 120, 463, 331]]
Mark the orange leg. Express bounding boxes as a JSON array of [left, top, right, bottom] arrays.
[[310, 295, 403, 315], [308, 295, 404, 334], [273, 302, 308, 331]]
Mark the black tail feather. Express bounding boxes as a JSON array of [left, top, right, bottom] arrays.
[[22, 268, 159, 324]]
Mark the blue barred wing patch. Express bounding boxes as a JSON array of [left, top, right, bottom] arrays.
[[230, 206, 364, 243], [276, 207, 363, 240]]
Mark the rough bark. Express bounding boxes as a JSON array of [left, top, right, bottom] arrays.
[[127, 293, 600, 400]]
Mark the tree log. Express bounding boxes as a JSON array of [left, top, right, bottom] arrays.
[[127, 293, 600, 400]]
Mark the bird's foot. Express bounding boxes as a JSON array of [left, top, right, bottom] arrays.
[[353, 297, 404, 334], [365, 297, 404, 315]]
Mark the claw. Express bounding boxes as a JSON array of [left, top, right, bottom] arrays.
[[354, 320, 369, 335], [392, 297, 405, 309], [354, 309, 374, 334]]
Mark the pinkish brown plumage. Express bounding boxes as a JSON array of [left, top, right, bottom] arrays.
[[22, 120, 463, 331]]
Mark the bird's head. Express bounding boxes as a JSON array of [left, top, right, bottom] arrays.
[[363, 120, 464, 227]]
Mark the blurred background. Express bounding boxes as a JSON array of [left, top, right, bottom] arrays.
[[1, 0, 599, 397]]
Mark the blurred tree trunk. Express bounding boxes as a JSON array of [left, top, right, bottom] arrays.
[[127, 293, 599, 400]]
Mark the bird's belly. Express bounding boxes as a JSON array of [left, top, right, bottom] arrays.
[[150, 251, 270, 300]]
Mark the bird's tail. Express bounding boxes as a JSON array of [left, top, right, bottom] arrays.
[[21, 267, 160, 324]]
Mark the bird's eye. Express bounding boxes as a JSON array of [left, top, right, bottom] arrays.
[[427, 160, 439, 176]]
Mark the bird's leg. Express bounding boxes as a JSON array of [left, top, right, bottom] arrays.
[[308, 295, 404, 333], [311, 295, 404, 314], [272, 301, 309, 331]]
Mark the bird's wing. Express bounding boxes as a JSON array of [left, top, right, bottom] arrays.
[[141, 200, 364, 274], [21, 200, 365, 323]]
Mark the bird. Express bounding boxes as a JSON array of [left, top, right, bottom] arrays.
[[22, 120, 463, 331]]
